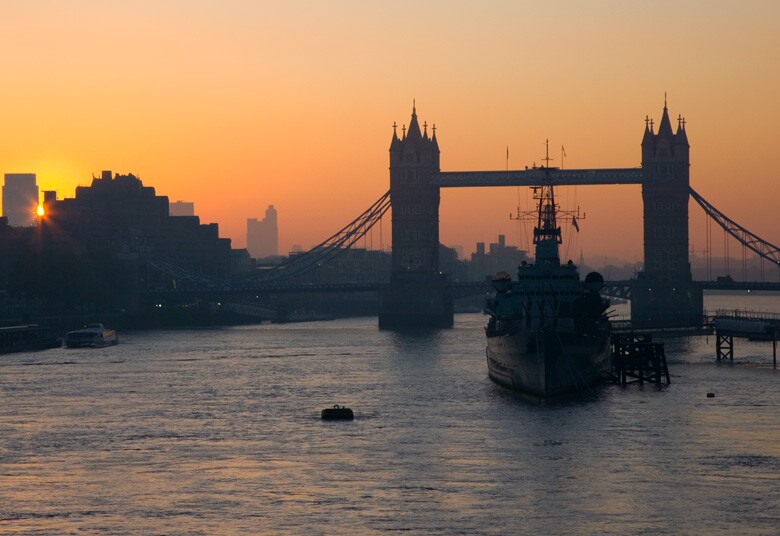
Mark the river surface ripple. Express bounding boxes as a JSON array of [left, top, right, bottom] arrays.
[[1, 298, 779, 535]]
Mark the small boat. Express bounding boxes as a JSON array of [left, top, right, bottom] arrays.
[[65, 323, 119, 348]]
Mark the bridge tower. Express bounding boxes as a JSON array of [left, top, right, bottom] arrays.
[[632, 99, 703, 327], [378, 105, 453, 328]]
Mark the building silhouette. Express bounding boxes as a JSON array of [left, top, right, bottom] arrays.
[[0, 217, 34, 293], [169, 200, 195, 217], [43, 170, 249, 277], [2, 174, 38, 227], [247, 205, 278, 259], [468, 235, 529, 281], [30, 170, 250, 312]]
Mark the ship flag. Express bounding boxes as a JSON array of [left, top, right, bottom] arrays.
[[572, 216, 579, 232]]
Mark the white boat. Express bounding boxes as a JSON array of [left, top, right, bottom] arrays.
[[65, 323, 119, 348]]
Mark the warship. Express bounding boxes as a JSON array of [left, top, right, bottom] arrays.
[[485, 163, 611, 397]]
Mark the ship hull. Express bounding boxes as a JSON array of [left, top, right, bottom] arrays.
[[486, 329, 611, 398]]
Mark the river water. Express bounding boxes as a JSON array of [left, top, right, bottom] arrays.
[[1, 292, 778, 535]]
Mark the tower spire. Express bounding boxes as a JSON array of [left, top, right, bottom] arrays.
[[657, 95, 673, 138], [407, 101, 422, 140]]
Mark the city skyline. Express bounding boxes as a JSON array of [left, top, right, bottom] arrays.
[[1, 1, 778, 261]]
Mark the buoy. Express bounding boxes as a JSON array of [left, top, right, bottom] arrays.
[[706, 392, 715, 398], [321, 404, 354, 420]]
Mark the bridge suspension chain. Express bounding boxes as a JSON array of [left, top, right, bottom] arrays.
[[249, 190, 391, 283], [690, 187, 780, 267]]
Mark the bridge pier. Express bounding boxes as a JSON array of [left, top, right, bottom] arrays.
[[716, 333, 734, 361], [378, 276, 453, 329]]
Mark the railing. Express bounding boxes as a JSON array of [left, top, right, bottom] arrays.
[[713, 309, 780, 321]]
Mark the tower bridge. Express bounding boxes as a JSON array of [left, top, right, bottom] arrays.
[[143, 101, 778, 329], [377, 100, 774, 329]]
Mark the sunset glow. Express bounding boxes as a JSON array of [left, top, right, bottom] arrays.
[[1, 1, 778, 262]]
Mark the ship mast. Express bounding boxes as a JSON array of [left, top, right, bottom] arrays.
[[510, 139, 584, 267], [534, 141, 560, 244], [533, 140, 561, 265]]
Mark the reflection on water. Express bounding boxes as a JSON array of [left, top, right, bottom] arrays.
[[0, 297, 779, 534]]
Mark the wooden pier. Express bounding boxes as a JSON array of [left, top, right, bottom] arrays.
[[712, 310, 779, 367], [611, 333, 670, 386], [610, 309, 779, 368]]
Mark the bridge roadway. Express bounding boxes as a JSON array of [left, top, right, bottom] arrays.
[[141, 279, 780, 300], [435, 168, 644, 188]]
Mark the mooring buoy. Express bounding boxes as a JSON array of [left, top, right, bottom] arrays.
[[706, 392, 715, 398], [321, 404, 354, 420]]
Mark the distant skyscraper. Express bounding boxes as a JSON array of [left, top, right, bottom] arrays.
[[2, 173, 38, 227], [169, 200, 195, 217], [247, 205, 278, 258]]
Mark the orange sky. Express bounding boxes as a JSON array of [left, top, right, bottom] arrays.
[[1, 1, 778, 264]]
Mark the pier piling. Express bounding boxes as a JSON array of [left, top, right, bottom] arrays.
[[611, 334, 670, 386]]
